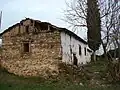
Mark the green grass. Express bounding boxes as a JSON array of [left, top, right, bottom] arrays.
[[1, 60, 120, 90], [1, 83, 120, 90]]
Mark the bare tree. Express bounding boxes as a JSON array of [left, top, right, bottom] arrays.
[[99, 0, 120, 81], [100, 0, 120, 60], [63, 0, 87, 30], [64, 0, 101, 62]]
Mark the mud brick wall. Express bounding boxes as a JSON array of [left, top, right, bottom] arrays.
[[1, 19, 62, 78]]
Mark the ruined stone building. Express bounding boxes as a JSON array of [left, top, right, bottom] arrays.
[[0, 18, 92, 77]]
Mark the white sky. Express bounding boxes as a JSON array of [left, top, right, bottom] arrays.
[[0, 0, 86, 39]]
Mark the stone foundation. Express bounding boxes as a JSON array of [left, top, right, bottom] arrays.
[[1, 58, 60, 78]]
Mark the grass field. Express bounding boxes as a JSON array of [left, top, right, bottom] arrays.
[[1, 60, 120, 90]]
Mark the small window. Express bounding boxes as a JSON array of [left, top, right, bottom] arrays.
[[26, 26, 29, 33], [23, 43, 29, 52], [50, 44, 54, 49], [79, 45, 82, 55], [84, 47, 86, 56]]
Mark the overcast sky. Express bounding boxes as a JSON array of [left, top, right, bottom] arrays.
[[0, 0, 86, 39]]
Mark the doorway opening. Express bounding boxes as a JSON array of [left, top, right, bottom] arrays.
[[73, 53, 78, 66]]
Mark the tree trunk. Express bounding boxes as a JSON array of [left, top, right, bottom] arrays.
[[93, 51, 96, 62], [118, 44, 120, 61], [101, 41, 109, 61]]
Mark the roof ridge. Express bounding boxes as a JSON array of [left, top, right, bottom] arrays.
[[0, 18, 87, 45]]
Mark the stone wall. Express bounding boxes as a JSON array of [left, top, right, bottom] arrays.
[[1, 19, 62, 78]]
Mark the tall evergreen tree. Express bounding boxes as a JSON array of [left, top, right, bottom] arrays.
[[87, 0, 101, 53]]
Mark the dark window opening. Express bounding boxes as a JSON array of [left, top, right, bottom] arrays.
[[79, 45, 82, 55], [26, 26, 29, 33], [84, 47, 86, 56], [23, 43, 29, 52], [50, 44, 54, 49]]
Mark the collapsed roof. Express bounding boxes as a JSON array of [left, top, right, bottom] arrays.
[[0, 18, 87, 44]]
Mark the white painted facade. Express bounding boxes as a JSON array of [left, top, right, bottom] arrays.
[[60, 31, 92, 65]]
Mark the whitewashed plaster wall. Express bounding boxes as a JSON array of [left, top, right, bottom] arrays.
[[61, 31, 92, 65]]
